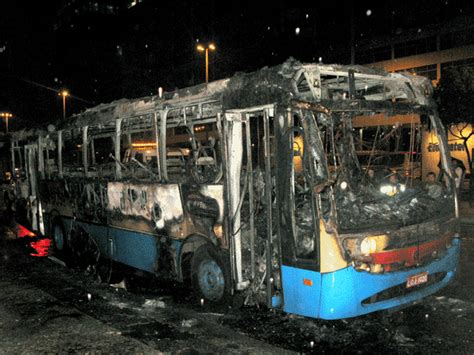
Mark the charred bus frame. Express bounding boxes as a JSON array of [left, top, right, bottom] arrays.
[[9, 60, 461, 319]]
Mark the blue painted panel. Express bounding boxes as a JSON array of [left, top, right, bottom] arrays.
[[281, 265, 322, 318], [78, 222, 110, 256], [73, 220, 159, 274], [281, 239, 461, 320], [319, 238, 461, 319], [52, 218, 188, 276], [109, 228, 158, 273]]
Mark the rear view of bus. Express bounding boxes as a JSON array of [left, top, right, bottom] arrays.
[[278, 65, 461, 319]]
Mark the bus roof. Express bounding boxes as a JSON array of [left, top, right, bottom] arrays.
[[46, 59, 437, 132]]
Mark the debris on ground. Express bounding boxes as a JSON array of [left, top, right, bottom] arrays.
[[181, 319, 198, 328], [143, 299, 166, 308]]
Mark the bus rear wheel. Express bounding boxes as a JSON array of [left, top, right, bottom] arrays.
[[51, 219, 67, 253], [50, 218, 74, 267], [191, 244, 231, 304]]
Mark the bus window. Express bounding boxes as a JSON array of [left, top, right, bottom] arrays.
[[43, 137, 58, 177], [165, 122, 221, 184], [89, 135, 115, 177], [355, 125, 421, 180], [335, 114, 454, 232], [93, 136, 114, 164], [13, 148, 23, 171], [293, 132, 318, 259], [279, 118, 320, 265], [62, 130, 83, 173], [120, 116, 158, 179], [246, 116, 275, 171], [165, 125, 191, 182], [134, 152, 144, 163]]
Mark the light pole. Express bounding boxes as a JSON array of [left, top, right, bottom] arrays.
[[0, 112, 13, 133], [197, 43, 216, 83], [59, 90, 69, 119]]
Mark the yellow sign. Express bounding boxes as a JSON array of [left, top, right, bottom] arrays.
[[422, 123, 473, 177]]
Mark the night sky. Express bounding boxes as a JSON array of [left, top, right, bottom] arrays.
[[0, 0, 473, 130]]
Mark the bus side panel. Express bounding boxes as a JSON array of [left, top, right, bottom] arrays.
[[74, 220, 159, 274], [108, 228, 159, 274], [71, 221, 110, 259], [281, 265, 322, 318], [318, 239, 461, 320]]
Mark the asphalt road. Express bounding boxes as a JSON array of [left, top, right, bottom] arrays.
[[0, 233, 290, 353]]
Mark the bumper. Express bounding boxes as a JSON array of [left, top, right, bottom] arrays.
[[281, 238, 461, 319]]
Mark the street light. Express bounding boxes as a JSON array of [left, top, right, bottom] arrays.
[[58, 90, 69, 119], [0, 112, 13, 133], [196, 43, 216, 83]]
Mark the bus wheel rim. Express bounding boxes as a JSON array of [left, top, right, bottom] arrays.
[[198, 259, 225, 301]]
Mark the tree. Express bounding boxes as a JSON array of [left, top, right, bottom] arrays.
[[435, 66, 474, 180]]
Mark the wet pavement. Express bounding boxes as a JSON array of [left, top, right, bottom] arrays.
[[0, 245, 288, 353], [0, 208, 473, 353]]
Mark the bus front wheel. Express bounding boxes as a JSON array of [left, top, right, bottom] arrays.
[[191, 244, 231, 304]]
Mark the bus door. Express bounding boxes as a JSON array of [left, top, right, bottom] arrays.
[[24, 144, 44, 232], [275, 108, 331, 318], [224, 105, 278, 307], [11, 141, 27, 201]]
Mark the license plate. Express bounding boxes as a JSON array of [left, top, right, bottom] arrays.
[[406, 272, 428, 288]]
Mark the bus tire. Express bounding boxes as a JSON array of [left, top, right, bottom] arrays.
[[191, 244, 231, 304], [51, 218, 67, 252], [50, 218, 74, 266]]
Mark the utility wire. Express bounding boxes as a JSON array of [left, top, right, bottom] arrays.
[[0, 73, 94, 105]]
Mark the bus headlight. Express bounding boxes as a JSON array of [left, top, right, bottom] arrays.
[[360, 235, 389, 255], [361, 237, 377, 255]]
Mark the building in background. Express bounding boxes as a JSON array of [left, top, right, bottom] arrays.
[[359, 14, 474, 85], [358, 14, 474, 179]]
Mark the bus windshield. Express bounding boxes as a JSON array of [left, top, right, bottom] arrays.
[[328, 114, 455, 232]]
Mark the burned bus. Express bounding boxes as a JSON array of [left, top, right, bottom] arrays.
[[11, 60, 460, 319]]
